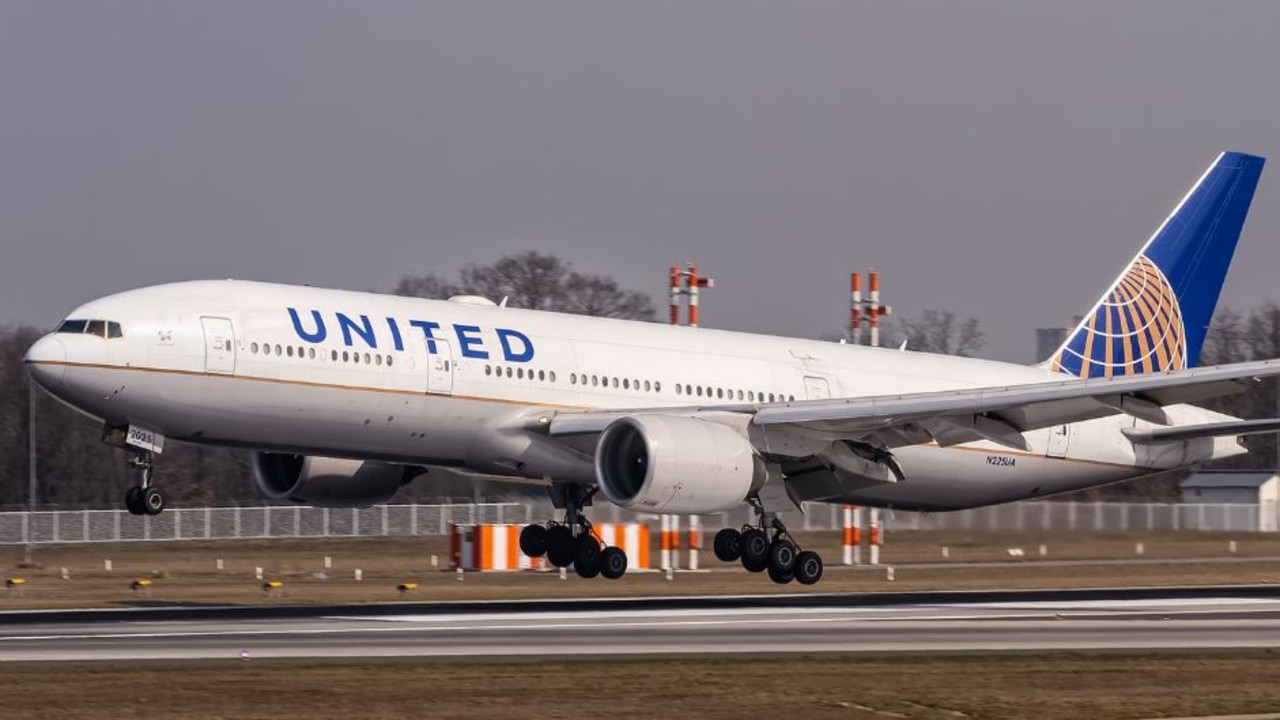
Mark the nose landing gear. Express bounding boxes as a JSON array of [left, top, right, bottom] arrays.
[[124, 453, 165, 516], [520, 485, 629, 580], [713, 504, 824, 586]]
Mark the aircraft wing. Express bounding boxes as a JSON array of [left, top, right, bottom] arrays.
[[545, 358, 1280, 453]]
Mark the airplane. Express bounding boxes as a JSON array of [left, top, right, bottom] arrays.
[[23, 150, 1280, 586]]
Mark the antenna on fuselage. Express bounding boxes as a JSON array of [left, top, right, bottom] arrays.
[[499, 296, 509, 308]]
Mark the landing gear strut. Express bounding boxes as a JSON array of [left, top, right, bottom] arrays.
[[519, 485, 629, 580], [124, 453, 165, 516], [712, 499, 824, 586]]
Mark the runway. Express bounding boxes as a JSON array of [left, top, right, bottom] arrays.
[[3, 586, 1280, 662]]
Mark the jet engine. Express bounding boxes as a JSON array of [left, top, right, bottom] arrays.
[[595, 415, 764, 513], [251, 453, 410, 507]]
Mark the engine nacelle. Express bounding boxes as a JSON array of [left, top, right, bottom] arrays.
[[251, 453, 409, 507], [595, 415, 763, 513]]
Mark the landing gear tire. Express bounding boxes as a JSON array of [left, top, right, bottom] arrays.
[[793, 551, 824, 586], [545, 524, 576, 568], [767, 563, 795, 585], [574, 554, 601, 579], [713, 528, 742, 562], [519, 524, 548, 558], [768, 538, 797, 573], [599, 546, 628, 580], [124, 486, 145, 516], [140, 487, 165, 516], [575, 532, 602, 569], [740, 528, 770, 572]]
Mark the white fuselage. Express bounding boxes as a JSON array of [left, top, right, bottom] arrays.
[[24, 280, 1243, 512]]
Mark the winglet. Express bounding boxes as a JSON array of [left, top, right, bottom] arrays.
[[1049, 152, 1265, 378]]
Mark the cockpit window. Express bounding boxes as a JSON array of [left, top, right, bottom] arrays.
[[57, 320, 87, 334], [55, 319, 124, 339]]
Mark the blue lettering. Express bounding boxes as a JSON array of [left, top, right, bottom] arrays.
[[337, 313, 377, 348], [453, 324, 489, 359], [386, 317, 405, 352], [409, 320, 441, 354], [287, 308, 327, 343], [496, 328, 534, 362]]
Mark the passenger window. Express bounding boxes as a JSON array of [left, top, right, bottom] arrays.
[[251, 342, 259, 354], [331, 350, 338, 361], [592, 376, 599, 387], [748, 391, 755, 402], [768, 393, 775, 403], [485, 365, 492, 376], [342, 351, 349, 362], [549, 371, 556, 382], [376, 354, 383, 366], [387, 356, 394, 367], [107, 322, 123, 339], [737, 390, 744, 401], [676, 384, 682, 395], [623, 379, 630, 390], [309, 348, 316, 359], [517, 368, 524, 379], [644, 380, 651, 392], [506, 367, 513, 378], [570, 373, 577, 385], [287, 346, 294, 357], [696, 386, 703, 397], [274, 344, 282, 356], [612, 377, 619, 388], [654, 381, 661, 392], [538, 370, 545, 381], [364, 353, 371, 364]]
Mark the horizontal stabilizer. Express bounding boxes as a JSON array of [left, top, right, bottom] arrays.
[[1122, 418, 1280, 444]]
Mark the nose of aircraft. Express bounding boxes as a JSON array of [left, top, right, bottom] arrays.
[[24, 335, 66, 390]]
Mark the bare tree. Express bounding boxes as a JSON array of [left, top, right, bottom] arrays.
[[396, 251, 655, 320], [891, 310, 986, 357]]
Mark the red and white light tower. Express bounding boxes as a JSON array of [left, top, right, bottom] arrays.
[[849, 270, 891, 348], [668, 264, 715, 328], [664, 263, 715, 570], [847, 270, 891, 564]]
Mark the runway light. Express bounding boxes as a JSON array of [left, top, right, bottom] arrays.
[[397, 583, 418, 594], [5, 578, 25, 587], [262, 580, 284, 597], [131, 578, 152, 591]]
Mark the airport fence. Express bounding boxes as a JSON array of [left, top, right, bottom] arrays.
[[0, 500, 1274, 546]]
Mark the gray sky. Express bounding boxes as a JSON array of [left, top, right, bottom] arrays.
[[4, 2, 1280, 361]]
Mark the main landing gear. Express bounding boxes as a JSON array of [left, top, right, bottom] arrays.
[[123, 453, 165, 516], [712, 503, 823, 586], [519, 486, 628, 580]]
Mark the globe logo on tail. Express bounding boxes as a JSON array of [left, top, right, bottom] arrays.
[[1050, 255, 1186, 378]]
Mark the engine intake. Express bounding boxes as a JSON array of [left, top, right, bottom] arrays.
[[595, 415, 762, 513], [251, 453, 409, 507]]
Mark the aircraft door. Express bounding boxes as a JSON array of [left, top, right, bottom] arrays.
[[201, 317, 236, 375], [1046, 424, 1071, 459], [804, 376, 831, 400], [426, 338, 454, 395]]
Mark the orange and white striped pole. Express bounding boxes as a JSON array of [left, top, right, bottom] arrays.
[[687, 265, 700, 328], [670, 514, 681, 569], [850, 273, 862, 345], [669, 266, 681, 325], [687, 515, 701, 571], [842, 505, 861, 565], [868, 271, 881, 348], [660, 514, 671, 570], [869, 508, 882, 565]]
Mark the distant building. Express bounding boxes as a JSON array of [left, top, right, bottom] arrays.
[[1180, 471, 1280, 531], [1034, 317, 1081, 363]]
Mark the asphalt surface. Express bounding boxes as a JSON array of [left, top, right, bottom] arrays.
[[2, 585, 1280, 662]]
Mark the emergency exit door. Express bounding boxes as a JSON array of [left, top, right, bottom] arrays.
[[426, 338, 454, 395], [201, 317, 236, 375]]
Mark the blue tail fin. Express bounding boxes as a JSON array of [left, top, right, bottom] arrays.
[[1048, 151, 1265, 378]]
